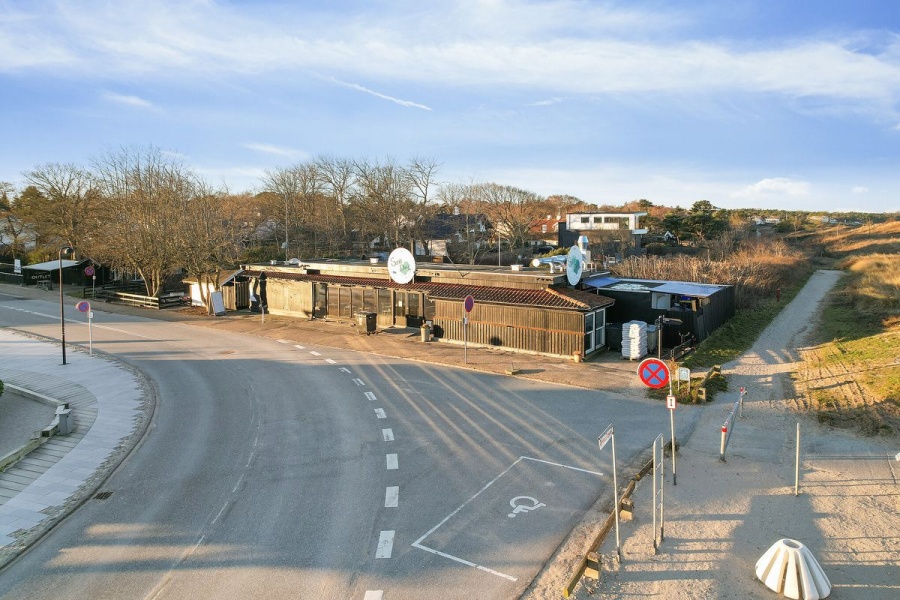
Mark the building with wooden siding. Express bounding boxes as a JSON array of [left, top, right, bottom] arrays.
[[241, 258, 615, 359]]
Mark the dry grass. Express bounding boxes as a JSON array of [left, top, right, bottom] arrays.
[[611, 239, 807, 309], [794, 219, 900, 436]]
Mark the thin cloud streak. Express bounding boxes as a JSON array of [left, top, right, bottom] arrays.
[[102, 92, 154, 109], [330, 78, 432, 111]]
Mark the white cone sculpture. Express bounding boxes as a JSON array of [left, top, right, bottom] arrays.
[[755, 539, 831, 600]]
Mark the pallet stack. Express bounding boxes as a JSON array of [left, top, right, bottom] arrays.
[[621, 320, 648, 360]]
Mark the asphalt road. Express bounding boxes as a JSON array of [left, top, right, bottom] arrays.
[[0, 291, 677, 599]]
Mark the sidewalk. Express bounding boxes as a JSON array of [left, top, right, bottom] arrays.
[[0, 329, 148, 568]]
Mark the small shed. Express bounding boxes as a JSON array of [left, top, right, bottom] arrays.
[[183, 270, 248, 311], [582, 276, 735, 346], [21, 259, 109, 288]]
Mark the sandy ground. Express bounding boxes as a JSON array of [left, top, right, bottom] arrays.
[[567, 270, 900, 599]]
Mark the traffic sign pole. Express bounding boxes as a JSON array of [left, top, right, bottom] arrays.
[[463, 295, 474, 364], [76, 300, 93, 356]]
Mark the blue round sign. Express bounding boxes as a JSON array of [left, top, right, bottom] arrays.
[[464, 295, 475, 313], [76, 300, 90, 313]]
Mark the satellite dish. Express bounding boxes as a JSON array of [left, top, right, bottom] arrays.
[[288, 258, 301, 265], [566, 245, 584, 286], [387, 248, 416, 284]]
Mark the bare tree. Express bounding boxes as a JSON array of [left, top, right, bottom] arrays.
[[20, 163, 99, 253], [315, 155, 354, 253], [476, 183, 545, 251], [351, 158, 416, 251], [91, 146, 201, 296], [260, 166, 304, 261], [179, 186, 244, 312]]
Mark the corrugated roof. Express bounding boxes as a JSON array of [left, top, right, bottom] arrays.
[[243, 270, 614, 311]]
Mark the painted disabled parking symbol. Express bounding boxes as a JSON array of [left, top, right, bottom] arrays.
[[507, 496, 545, 518]]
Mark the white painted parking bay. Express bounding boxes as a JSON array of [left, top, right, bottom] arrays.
[[412, 456, 604, 581]]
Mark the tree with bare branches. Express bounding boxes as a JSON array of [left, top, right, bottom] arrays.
[[91, 146, 202, 297]]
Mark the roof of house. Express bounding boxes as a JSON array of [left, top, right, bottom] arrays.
[[182, 269, 243, 286], [20, 259, 86, 271], [243, 270, 614, 311]]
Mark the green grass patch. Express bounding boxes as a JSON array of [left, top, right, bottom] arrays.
[[647, 369, 728, 404]]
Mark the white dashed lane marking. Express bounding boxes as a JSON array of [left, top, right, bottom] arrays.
[[324, 358, 336, 364], [376, 530, 395, 558], [363, 592, 383, 600], [385, 486, 399, 508], [353, 378, 365, 386], [309, 350, 322, 356], [339, 367, 351, 373], [374, 408, 386, 419], [382, 428, 394, 441], [294, 344, 305, 350], [386, 454, 398, 470], [364, 392, 377, 401]]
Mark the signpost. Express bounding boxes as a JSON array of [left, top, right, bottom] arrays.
[[638, 357, 670, 389], [463, 295, 474, 364], [75, 300, 93, 355], [638, 358, 677, 485], [85, 265, 96, 299], [598, 424, 621, 561]]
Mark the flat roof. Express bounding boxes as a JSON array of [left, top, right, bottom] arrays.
[[583, 275, 730, 298]]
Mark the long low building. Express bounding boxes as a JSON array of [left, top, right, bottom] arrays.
[[242, 257, 615, 359]]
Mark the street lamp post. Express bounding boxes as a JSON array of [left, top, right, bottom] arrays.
[[59, 246, 74, 365]]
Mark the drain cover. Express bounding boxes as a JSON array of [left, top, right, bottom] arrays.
[[94, 491, 113, 500]]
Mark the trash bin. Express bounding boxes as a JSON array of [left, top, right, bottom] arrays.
[[420, 323, 432, 342], [356, 311, 377, 335], [56, 408, 74, 435]]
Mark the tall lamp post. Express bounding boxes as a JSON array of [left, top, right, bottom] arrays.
[[59, 246, 74, 365]]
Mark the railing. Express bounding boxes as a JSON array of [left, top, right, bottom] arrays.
[[91, 288, 187, 309], [83, 281, 145, 299]]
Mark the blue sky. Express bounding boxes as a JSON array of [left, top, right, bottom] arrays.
[[2, 0, 899, 213]]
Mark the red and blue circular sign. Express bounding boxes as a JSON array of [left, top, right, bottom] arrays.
[[84, 265, 95, 277], [464, 295, 475, 313], [75, 300, 90, 313], [638, 358, 670, 389]]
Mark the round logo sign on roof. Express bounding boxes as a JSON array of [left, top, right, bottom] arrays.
[[387, 248, 416, 284], [566, 245, 584, 286], [638, 358, 670, 389]]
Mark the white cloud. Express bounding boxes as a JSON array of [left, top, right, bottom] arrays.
[[102, 92, 154, 109], [4, 1, 898, 117], [243, 143, 304, 159], [731, 177, 811, 198], [851, 185, 869, 194], [526, 97, 565, 107]]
